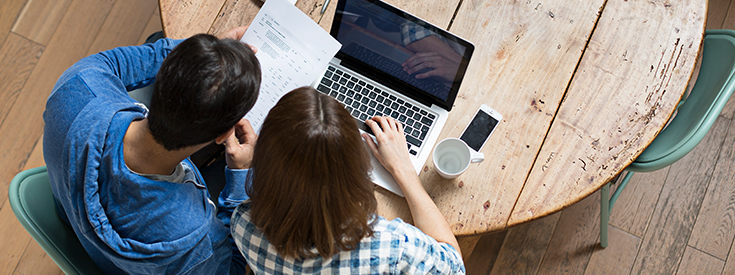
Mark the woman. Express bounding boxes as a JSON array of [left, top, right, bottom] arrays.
[[230, 87, 465, 274]]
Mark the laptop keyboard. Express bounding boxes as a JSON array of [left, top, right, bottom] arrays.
[[316, 65, 435, 156]]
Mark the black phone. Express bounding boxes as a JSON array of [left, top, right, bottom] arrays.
[[459, 104, 502, 152]]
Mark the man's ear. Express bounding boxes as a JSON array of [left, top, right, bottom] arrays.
[[215, 127, 235, 145]]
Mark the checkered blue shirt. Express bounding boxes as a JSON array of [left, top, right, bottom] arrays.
[[231, 201, 465, 274]]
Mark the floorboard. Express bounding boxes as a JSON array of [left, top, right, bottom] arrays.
[[11, 0, 72, 46], [709, 0, 732, 29], [608, 168, 669, 238], [0, 0, 27, 47], [489, 212, 560, 275], [536, 191, 601, 275], [465, 230, 507, 274], [0, 33, 43, 136], [0, 199, 33, 275], [584, 226, 641, 275], [676, 246, 725, 274], [87, 0, 158, 55], [722, 236, 735, 274], [630, 117, 730, 274], [12, 240, 60, 275], [688, 117, 735, 260], [137, 6, 162, 45]]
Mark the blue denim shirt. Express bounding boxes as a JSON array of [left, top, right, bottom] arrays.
[[43, 38, 250, 274]]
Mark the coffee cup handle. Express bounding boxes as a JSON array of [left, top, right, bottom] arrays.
[[470, 151, 485, 163]]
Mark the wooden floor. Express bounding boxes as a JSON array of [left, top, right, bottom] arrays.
[[0, 0, 734, 274]]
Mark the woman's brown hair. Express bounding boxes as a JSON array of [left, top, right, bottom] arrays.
[[246, 86, 378, 259]]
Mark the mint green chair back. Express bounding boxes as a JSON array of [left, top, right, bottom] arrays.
[[601, 29, 735, 247], [8, 166, 103, 274]]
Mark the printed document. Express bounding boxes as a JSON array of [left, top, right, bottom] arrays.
[[240, 0, 341, 131]]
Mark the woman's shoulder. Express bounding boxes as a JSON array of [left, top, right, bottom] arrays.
[[372, 215, 428, 240]]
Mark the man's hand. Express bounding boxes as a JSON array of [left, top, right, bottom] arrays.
[[216, 26, 258, 53], [224, 119, 258, 169], [402, 52, 460, 82]]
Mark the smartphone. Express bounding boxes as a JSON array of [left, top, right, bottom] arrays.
[[459, 104, 502, 152]]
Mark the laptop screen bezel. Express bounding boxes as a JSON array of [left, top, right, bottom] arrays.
[[329, 0, 474, 111]]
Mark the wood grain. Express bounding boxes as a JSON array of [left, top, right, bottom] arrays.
[[676, 246, 725, 274], [11, 0, 73, 46], [0, 33, 43, 138], [489, 212, 561, 275], [137, 4, 163, 45], [465, 230, 507, 275], [584, 226, 641, 275], [511, 0, 706, 227], [708, 0, 732, 29], [536, 191, 601, 275], [722, 233, 735, 275], [87, 0, 159, 54], [159, 0, 226, 39], [21, 135, 44, 170], [631, 117, 729, 274], [207, 0, 263, 36], [377, 0, 608, 236], [0, 199, 33, 275], [0, 33, 43, 203], [457, 235, 481, 262], [12, 239, 61, 275], [0, 0, 27, 47], [688, 118, 735, 260], [609, 168, 669, 238]]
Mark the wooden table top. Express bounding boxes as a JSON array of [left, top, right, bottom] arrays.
[[160, 0, 706, 236]]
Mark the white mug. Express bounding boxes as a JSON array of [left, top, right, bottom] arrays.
[[432, 138, 485, 179]]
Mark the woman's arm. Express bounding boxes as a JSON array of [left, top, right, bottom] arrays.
[[362, 116, 462, 257]]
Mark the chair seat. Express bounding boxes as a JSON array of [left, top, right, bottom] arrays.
[[8, 166, 103, 275]]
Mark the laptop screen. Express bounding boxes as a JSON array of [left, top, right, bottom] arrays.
[[331, 0, 474, 110]]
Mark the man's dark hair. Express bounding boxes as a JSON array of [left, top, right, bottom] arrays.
[[148, 34, 261, 151]]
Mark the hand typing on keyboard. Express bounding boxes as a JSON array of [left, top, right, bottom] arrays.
[[362, 116, 415, 180]]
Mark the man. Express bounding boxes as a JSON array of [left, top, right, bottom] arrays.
[[43, 27, 260, 274]]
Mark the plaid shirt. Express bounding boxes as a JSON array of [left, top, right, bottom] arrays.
[[231, 201, 465, 274]]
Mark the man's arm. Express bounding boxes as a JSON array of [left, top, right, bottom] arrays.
[[54, 38, 183, 97], [217, 118, 258, 273]]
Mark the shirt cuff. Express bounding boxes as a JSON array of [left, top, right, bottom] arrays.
[[223, 167, 251, 202]]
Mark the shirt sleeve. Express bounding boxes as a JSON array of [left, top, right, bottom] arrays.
[[395, 221, 466, 274], [56, 38, 184, 96], [400, 22, 437, 46], [218, 167, 251, 223], [218, 167, 252, 273]]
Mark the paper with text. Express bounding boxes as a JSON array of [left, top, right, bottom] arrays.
[[241, 0, 341, 131]]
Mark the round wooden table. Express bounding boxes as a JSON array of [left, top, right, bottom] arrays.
[[160, 0, 706, 255]]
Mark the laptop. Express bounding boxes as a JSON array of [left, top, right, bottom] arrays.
[[312, 0, 474, 196]]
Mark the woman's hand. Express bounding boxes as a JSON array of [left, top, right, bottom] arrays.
[[362, 116, 417, 185]]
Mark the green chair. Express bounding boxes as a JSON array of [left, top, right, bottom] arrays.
[[8, 166, 103, 274], [600, 29, 735, 248]]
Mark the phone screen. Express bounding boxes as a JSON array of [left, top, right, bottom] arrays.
[[460, 110, 499, 151]]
